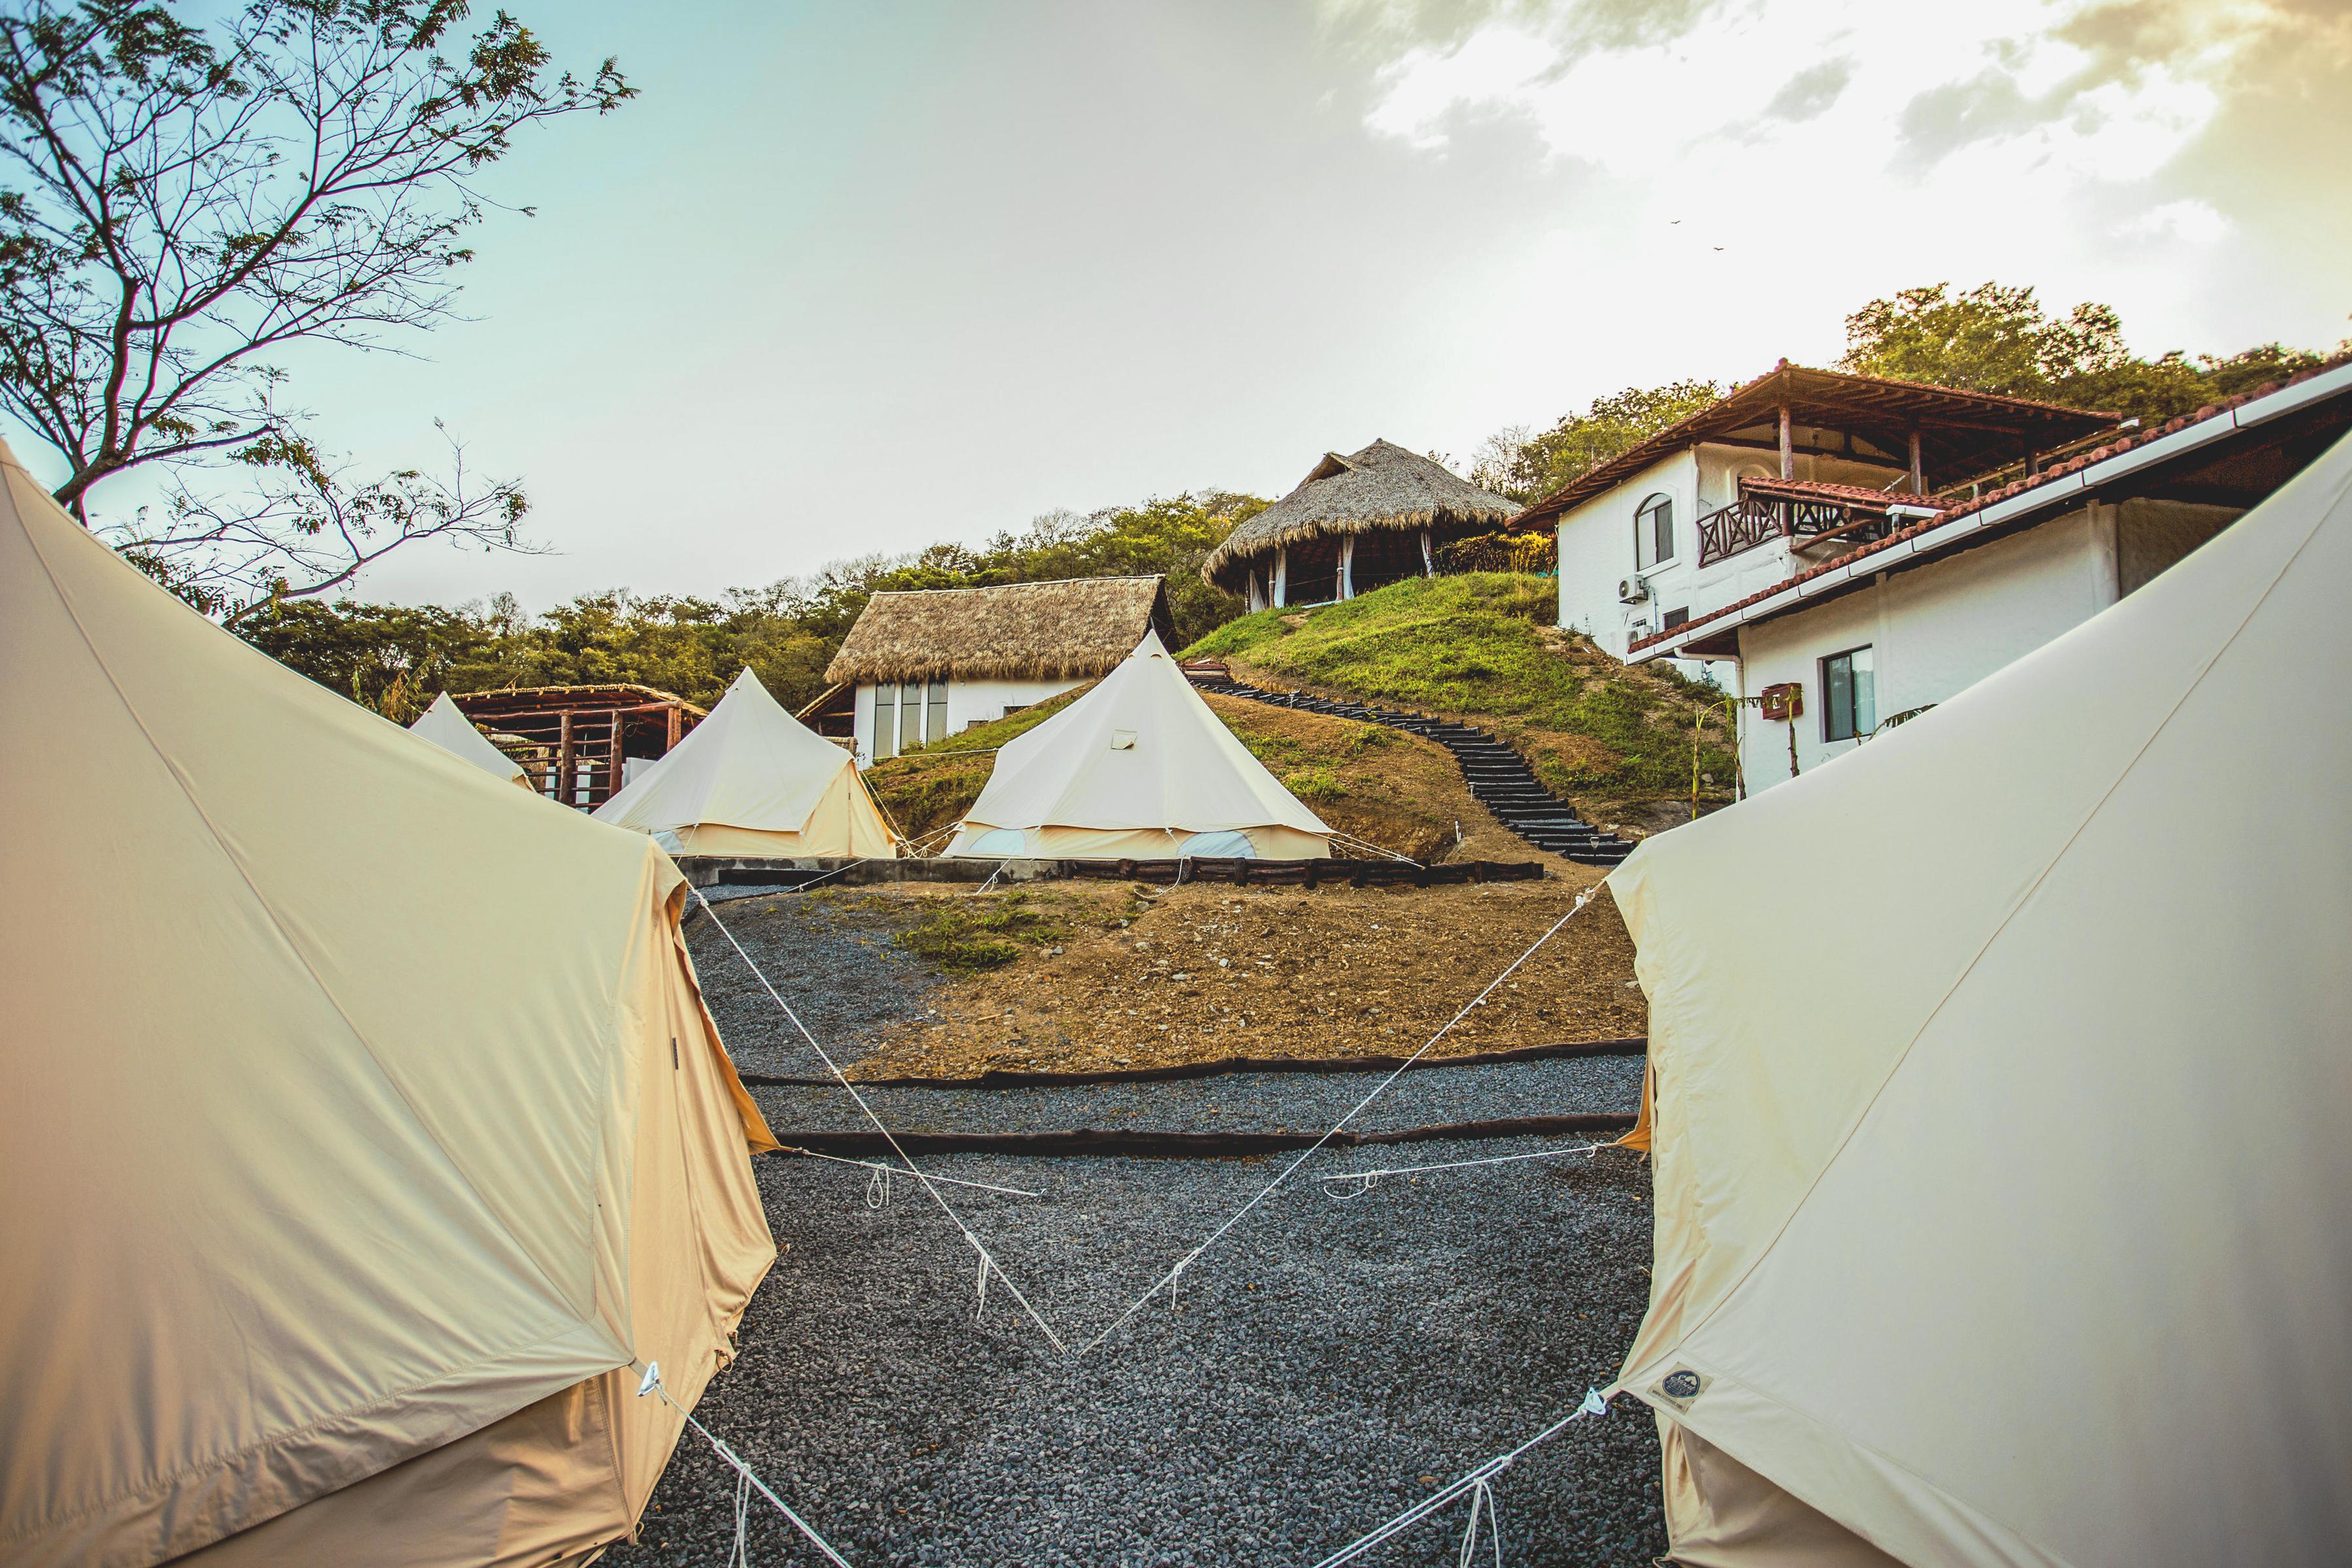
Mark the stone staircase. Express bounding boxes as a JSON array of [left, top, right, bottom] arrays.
[[1195, 678, 1638, 866]]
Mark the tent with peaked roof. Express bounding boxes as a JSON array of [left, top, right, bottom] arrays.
[[943, 630, 1331, 860], [1603, 430, 2352, 1566], [0, 436, 779, 1568], [410, 690, 533, 789], [593, 668, 898, 857]]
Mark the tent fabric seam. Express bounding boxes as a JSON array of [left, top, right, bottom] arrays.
[[0, 1322, 625, 1550], [1614, 454, 2352, 1415], [11, 504, 624, 1514]]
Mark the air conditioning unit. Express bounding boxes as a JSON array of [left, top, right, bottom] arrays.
[[1618, 576, 1650, 605]]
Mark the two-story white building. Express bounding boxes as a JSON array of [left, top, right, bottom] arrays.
[[805, 576, 1176, 765], [1522, 362, 2119, 672], [1603, 357, 2352, 791]]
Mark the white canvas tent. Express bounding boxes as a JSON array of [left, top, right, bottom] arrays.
[[943, 630, 1331, 860], [410, 691, 534, 789], [0, 436, 780, 1568], [592, 667, 898, 857], [1605, 431, 2352, 1566]]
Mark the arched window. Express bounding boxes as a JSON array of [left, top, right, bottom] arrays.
[[1635, 493, 1675, 569]]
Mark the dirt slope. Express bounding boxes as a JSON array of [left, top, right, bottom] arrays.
[[835, 874, 1644, 1079]]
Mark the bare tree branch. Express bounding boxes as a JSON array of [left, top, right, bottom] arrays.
[[102, 417, 540, 626], [0, 0, 631, 527]]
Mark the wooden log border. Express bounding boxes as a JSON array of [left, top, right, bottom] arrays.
[[737, 1036, 1647, 1091], [766, 1112, 1637, 1162]]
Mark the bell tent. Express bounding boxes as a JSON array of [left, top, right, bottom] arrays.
[[944, 630, 1331, 860], [409, 691, 534, 789], [1605, 430, 2352, 1565], [592, 667, 899, 857], [0, 436, 779, 1568]]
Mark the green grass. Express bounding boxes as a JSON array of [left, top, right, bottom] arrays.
[[891, 890, 1073, 973], [1184, 572, 1735, 810]]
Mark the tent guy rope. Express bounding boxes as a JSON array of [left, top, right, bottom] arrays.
[[1076, 885, 1604, 1354], [1320, 1140, 1608, 1199], [689, 886, 1068, 1352], [634, 1361, 857, 1567], [1304, 1388, 1612, 1568]]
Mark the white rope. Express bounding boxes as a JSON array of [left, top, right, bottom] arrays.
[[1321, 1141, 1607, 1199], [635, 1360, 856, 1568], [1327, 829, 1418, 864], [1306, 1388, 1611, 1568], [1077, 886, 1602, 1354], [689, 887, 1068, 1352], [774, 1143, 1044, 1200]]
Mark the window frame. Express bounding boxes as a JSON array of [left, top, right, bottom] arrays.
[[872, 682, 897, 760], [1634, 492, 1676, 570], [1820, 644, 1877, 743]]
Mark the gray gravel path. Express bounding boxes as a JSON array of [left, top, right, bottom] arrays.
[[604, 1124, 1665, 1567], [688, 894, 946, 1077], [745, 1054, 1642, 1139]]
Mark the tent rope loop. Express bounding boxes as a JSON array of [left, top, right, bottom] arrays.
[[865, 1164, 892, 1210]]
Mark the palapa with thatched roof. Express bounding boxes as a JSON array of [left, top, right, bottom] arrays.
[[823, 576, 1177, 762], [1202, 438, 1516, 607]]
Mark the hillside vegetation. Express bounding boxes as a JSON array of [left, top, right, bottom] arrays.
[[1183, 573, 1736, 830], [863, 685, 1490, 861]]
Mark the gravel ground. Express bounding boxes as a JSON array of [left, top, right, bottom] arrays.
[[604, 1120, 1663, 1567], [745, 1054, 1643, 1139], [688, 894, 947, 1077]]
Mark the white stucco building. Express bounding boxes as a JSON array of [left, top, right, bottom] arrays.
[[1609, 358, 2352, 791], [804, 576, 1177, 766]]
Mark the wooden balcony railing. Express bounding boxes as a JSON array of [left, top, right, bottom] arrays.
[[1695, 490, 1917, 566]]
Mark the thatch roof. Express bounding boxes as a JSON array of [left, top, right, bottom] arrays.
[[823, 576, 1176, 685], [1202, 439, 1515, 590]]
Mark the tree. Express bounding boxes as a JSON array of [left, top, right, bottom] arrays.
[[1472, 379, 1722, 504], [0, 0, 630, 599], [1840, 282, 2332, 426]]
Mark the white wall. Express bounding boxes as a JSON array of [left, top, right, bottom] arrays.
[[850, 675, 1087, 764], [1733, 504, 2121, 788]]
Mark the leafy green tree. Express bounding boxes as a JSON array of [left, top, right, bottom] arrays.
[[1840, 282, 2333, 426], [244, 491, 1270, 716], [1472, 380, 1722, 505]]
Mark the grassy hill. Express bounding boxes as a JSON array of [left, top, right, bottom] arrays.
[[1183, 572, 1736, 830], [863, 685, 1495, 861]]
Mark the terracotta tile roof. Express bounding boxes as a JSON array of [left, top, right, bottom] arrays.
[[1628, 353, 2352, 659], [1737, 477, 1942, 511]]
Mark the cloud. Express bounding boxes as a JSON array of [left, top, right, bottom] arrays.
[[1763, 59, 1855, 123], [2119, 197, 2228, 244]]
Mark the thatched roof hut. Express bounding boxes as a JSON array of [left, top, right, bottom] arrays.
[[1202, 438, 1516, 604], [823, 576, 1176, 685]]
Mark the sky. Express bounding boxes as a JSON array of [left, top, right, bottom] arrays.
[[18, 0, 2352, 611]]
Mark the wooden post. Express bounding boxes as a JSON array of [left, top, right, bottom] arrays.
[[665, 704, 683, 751], [1908, 430, 1924, 494], [1778, 404, 1794, 481], [1273, 547, 1288, 607], [556, 710, 575, 807], [606, 709, 624, 806], [1420, 529, 1434, 575], [1339, 535, 1355, 600]]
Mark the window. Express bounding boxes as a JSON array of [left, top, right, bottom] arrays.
[[898, 680, 923, 753], [871, 683, 896, 760], [1821, 645, 1877, 742], [926, 681, 947, 745], [1635, 493, 1675, 569], [1662, 607, 1690, 630]]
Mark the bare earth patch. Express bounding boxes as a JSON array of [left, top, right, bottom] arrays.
[[843, 872, 1644, 1079]]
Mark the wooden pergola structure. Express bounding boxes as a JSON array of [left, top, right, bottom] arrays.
[[451, 683, 706, 810]]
